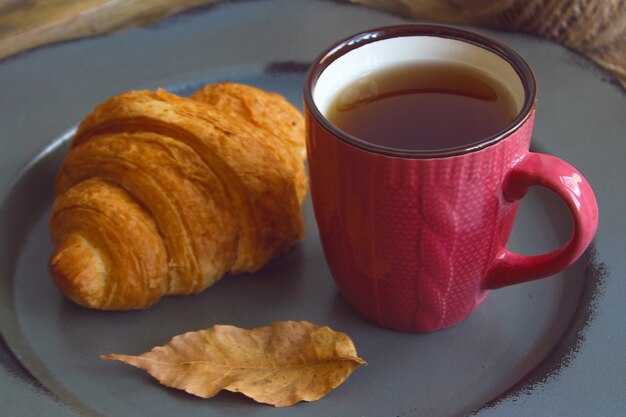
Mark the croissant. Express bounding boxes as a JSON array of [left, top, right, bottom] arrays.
[[49, 83, 307, 310]]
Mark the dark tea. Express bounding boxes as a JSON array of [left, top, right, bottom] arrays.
[[327, 62, 518, 151]]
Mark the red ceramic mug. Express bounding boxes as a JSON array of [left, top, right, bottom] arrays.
[[304, 25, 599, 332]]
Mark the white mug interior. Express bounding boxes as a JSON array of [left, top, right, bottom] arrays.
[[312, 35, 526, 118]]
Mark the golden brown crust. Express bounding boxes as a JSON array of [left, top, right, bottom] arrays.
[[191, 83, 308, 204], [49, 84, 307, 310], [72, 89, 304, 272], [49, 178, 169, 309], [56, 131, 239, 295], [191, 82, 306, 158]]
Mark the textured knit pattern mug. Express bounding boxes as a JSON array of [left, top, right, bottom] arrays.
[[304, 25, 599, 332]]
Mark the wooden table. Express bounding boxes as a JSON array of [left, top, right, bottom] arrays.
[[0, 0, 624, 88]]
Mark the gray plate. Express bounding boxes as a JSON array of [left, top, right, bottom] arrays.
[[0, 0, 624, 416]]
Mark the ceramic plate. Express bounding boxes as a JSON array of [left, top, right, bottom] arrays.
[[0, 0, 624, 416]]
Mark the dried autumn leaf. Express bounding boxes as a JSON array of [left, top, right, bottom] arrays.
[[101, 321, 366, 407]]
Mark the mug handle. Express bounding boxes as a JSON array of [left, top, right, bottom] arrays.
[[483, 152, 599, 290]]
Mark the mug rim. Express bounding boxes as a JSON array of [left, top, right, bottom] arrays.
[[304, 24, 537, 159]]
